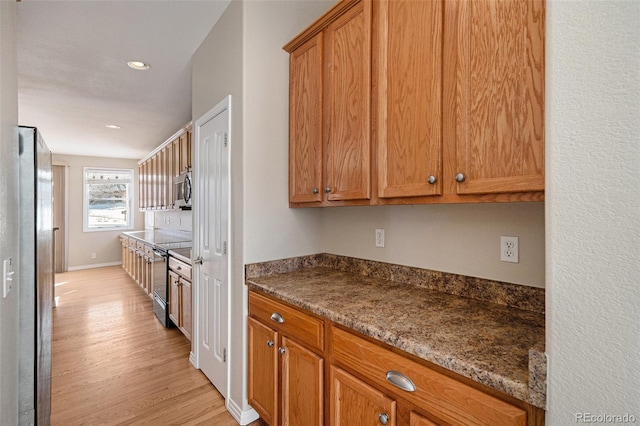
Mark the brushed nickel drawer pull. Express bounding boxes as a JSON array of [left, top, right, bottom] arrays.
[[378, 413, 389, 425], [385, 370, 416, 392], [270, 312, 285, 323]]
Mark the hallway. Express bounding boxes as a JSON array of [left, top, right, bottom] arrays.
[[51, 266, 242, 425]]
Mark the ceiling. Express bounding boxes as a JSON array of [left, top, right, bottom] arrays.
[[17, 0, 231, 160]]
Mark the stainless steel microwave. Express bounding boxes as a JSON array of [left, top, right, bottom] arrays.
[[174, 171, 192, 208]]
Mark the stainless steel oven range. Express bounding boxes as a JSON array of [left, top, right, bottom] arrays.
[[151, 246, 171, 327]]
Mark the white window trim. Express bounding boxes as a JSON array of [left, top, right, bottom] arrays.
[[83, 167, 135, 232]]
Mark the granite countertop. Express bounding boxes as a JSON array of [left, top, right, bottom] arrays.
[[122, 229, 192, 248], [168, 247, 192, 264], [246, 266, 546, 408]]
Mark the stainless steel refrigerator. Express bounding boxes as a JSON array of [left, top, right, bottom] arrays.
[[18, 126, 53, 426]]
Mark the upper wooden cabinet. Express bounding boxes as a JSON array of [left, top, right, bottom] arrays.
[[285, 0, 372, 207], [376, 0, 443, 199], [138, 123, 192, 211], [285, 0, 545, 206], [451, 0, 545, 196], [177, 130, 192, 176], [288, 33, 323, 204]]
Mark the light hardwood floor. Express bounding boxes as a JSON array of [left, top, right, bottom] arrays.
[[52, 266, 265, 426]]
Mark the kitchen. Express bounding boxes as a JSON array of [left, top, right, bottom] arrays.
[[1, 1, 638, 426]]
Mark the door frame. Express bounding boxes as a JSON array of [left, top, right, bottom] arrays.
[[191, 95, 232, 399]]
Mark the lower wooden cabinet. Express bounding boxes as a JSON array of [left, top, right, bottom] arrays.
[[331, 325, 535, 426], [331, 366, 396, 426], [248, 317, 279, 425], [121, 237, 153, 298], [168, 268, 192, 340], [247, 291, 543, 426], [248, 292, 324, 426]]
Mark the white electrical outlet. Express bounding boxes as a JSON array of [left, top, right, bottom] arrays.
[[91, 253, 97, 259], [375, 229, 385, 248], [3, 258, 15, 298], [165, 217, 171, 225], [500, 236, 519, 263]]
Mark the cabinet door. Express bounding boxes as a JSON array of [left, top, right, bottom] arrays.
[[168, 271, 180, 326], [166, 145, 174, 208], [138, 163, 146, 210], [248, 317, 279, 426], [159, 149, 167, 208], [330, 366, 396, 426], [180, 278, 192, 341], [172, 139, 181, 177], [281, 336, 324, 426], [144, 159, 152, 209], [376, 0, 443, 198], [453, 0, 544, 194], [179, 132, 191, 173], [289, 33, 324, 203], [409, 411, 439, 426], [324, 0, 371, 201]]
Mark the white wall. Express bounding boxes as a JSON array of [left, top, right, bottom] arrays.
[[323, 203, 545, 287], [192, 0, 331, 421], [546, 0, 640, 423], [243, 0, 330, 264], [192, 0, 246, 418], [0, 1, 19, 424], [52, 154, 144, 269]]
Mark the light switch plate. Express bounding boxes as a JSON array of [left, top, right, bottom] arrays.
[[3, 258, 14, 298]]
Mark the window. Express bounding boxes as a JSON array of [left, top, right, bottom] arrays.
[[83, 167, 134, 232]]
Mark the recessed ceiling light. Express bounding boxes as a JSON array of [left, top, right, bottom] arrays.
[[127, 61, 150, 71], [106, 124, 121, 129]]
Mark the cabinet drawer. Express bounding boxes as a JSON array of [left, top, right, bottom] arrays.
[[249, 291, 324, 352], [169, 257, 191, 280], [331, 326, 526, 426]]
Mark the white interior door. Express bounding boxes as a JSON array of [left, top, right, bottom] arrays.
[[195, 99, 230, 398]]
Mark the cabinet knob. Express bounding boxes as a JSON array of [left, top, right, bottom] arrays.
[[325, 186, 332, 193], [267, 340, 274, 347], [312, 188, 319, 194], [427, 175, 437, 184], [270, 312, 285, 324], [194, 257, 203, 265], [455, 173, 466, 183], [378, 413, 389, 425], [278, 347, 286, 355]]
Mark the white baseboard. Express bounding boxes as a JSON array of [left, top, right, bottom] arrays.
[[67, 261, 122, 271], [227, 398, 259, 425], [189, 351, 197, 368]]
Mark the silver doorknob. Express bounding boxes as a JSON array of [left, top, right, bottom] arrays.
[[278, 347, 286, 355], [267, 340, 274, 347], [312, 188, 319, 194], [378, 413, 389, 425], [455, 173, 466, 182], [325, 186, 332, 193], [427, 175, 437, 184], [194, 257, 203, 265]]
